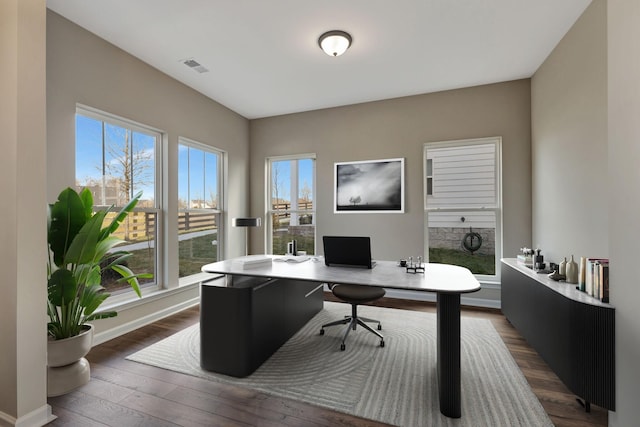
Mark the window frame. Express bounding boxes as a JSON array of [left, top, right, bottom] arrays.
[[265, 153, 316, 255], [423, 137, 502, 283], [75, 104, 163, 295], [426, 158, 433, 197], [177, 137, 226, 284]]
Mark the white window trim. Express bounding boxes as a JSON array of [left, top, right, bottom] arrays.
[[77, 104, 164, 143], [265, 153, 316, 255], [425, 158, 433, 197], [423, 136, 502, 283], [177, 137, 226, 284], [75, 104, 164, 293]]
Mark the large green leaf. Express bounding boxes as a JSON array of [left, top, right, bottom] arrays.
[[94, 236, 126, 264], [48, 268, 77, 306], [64, 210, 106, 265], [79, 187, 94, 220], [79, 284, 110, 316], [84, 311, 117, 323], [48, 188, 87, 267], [111, 264, 143, 297], [74, 263, 101, 288], [99, 191, 142, 241], [101, 251, 132, 269]]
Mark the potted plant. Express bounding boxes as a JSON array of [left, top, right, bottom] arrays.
[[46, 187, 148, 396]]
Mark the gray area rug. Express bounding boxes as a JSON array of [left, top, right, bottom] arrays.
[[126, 302, 552, 427]]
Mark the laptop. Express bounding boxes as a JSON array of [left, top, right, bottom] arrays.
[[322, 236, 375, 269]]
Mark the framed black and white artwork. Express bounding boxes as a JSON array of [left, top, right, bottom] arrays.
[[334, 158, 405, 213]]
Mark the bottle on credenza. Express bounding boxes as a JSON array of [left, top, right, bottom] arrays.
[[565, 255, 579, 284], [559, 257, 567, 275], [578, 256, 587, 291]]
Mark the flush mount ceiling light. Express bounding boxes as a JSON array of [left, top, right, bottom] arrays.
[[318, 30, 352, 57]]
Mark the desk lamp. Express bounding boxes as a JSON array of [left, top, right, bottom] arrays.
[[232, 217, 261, 256]]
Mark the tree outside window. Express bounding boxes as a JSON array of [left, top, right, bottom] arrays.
[[75, 109, 159, 293], [178, 139, 224, 278], [267, 156, 315, 255]]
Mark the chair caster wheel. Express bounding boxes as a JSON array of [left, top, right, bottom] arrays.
[[377, 324, 382, 330], [320, 329, 325, 335], [340, 343, 346, 351], [380, 340, 385, 348]]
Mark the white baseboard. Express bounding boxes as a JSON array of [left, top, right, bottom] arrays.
[[0, 404, 56, 427], [93, 297, 200, 346]]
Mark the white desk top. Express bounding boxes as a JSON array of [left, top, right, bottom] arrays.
[[201, 255, 481, 294]]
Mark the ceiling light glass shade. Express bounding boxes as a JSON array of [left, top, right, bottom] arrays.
[[318, 30, 352, 57]]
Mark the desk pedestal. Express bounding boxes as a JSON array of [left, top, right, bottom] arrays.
[[437, 293, 461, 418], [200, 276, 323, 377]]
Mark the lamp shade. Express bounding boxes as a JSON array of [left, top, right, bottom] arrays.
[[318, 30, 352, 57], [232, 217, 261, 227]]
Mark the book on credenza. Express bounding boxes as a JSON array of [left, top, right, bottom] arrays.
[[585, 260, 594, 296], [599, 261, 610, 303], [585, 257, 609, 302]]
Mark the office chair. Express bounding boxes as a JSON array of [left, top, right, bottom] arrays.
[[320, 284, 385, 351]]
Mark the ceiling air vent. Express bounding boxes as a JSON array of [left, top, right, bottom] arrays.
[[182, 58, 209, 74]]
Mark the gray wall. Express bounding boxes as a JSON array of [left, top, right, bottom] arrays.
[[532, 1, 640, 425], [531, 0, 608, 263], [46, 11, 250, 338], [249, 80, 532, 303], [608, 2, 640, 426]]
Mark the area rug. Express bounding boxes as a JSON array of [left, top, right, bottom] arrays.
[[126, 302, 552, 427]]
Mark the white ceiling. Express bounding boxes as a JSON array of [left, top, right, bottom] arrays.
[[46, 0, 591, 119]]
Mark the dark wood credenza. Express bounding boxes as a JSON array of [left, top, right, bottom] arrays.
[[501, 259, 615, 411]]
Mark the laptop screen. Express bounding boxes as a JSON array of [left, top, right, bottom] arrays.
[[322, 236, 374, 269]]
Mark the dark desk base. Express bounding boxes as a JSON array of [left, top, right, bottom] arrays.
[[201, 276, 464, 418], [200, 277, 324, 377], [437, 293, 461, 418]]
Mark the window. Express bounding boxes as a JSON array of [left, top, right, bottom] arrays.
[[267, 155, 315, 255], [426, 158, 433, 196], [75, 106, 160, 294], [178, 138, 224, 279], [424, 137, 502, 280]]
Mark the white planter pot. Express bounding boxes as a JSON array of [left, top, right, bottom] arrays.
[[47, 324, 93, 397]]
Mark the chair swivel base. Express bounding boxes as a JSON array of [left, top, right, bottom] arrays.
[[320, 306, 384, 351]]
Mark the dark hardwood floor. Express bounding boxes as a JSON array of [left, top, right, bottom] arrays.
[[47, 295, 608, 426]]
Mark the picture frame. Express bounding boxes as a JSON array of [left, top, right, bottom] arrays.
[[334, 158, 405, 213]]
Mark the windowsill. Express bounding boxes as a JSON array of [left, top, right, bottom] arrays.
[[99, 274, 222, 313], [100, 285, 197, 313], [478, 280, 500, 289], [179, 272, 223, 286]]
